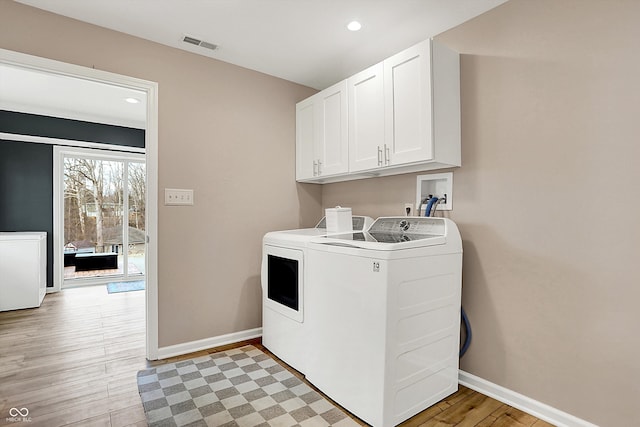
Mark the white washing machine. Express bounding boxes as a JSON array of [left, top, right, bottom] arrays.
[[261, 216, 373, 373], [305, 217, 462, 427]]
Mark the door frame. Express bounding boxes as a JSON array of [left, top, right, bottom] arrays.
[[0, 48, 160, 360]]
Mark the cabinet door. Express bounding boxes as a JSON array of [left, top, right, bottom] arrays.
[[295, 96, 317, 180], [317, 81, 348, 176], [348, 63, 385, 172], [384, 40, 433, 165]]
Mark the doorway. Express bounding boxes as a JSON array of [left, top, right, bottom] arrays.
[[0, 47, 159, 359], [59, 148, 146, 287]]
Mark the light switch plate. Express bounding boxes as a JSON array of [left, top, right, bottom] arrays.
[[165, 188, 194, 206]]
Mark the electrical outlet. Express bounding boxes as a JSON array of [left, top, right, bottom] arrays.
[[165, 188, 194, 206], [404, 203, 414, 216]]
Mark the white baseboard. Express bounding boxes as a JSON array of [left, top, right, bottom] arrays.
[[458, 370, 599, 427], [157, 327, 262, 360]]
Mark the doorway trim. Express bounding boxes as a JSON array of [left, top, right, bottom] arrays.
[[0, 48, 160, 360]]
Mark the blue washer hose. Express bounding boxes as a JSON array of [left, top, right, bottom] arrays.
[[424, 197, 439, 216], [422, 195, 472, 357], [460, 307, 472, 357]]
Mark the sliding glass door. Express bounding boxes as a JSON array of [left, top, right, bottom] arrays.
[[60, 148, 145, 286]]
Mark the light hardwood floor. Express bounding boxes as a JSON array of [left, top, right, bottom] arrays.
[[0, 286, 554, 427]]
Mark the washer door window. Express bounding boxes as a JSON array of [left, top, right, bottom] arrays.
[[264, 245, 304, 322]]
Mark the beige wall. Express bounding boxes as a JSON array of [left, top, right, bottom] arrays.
[[324, 1, 640, 425], [0, 2, 320, 346], [3, 0, 639, 425]]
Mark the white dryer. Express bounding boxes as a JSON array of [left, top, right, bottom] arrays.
[[305, 217, 463, 427], [261, 216, 373, 373]]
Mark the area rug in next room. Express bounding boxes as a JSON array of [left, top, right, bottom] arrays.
[[137, 345, 359, 427], [106, 280, 145, 294]]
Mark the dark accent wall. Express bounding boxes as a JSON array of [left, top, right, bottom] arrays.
[[0, 112, 145, 287], [0, 140, 54, 286], [0, 110, 145, 148]]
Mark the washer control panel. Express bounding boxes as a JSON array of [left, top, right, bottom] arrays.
[[315, 215, 373, 231], [369, 217, 446, 237]]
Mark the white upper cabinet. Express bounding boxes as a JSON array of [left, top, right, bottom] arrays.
[[348, 63, 385, 172], [318, 81, 348, 177], [384, 40, 433, 166], [296, 81, 348, 181], [296, 38, 460, 183], [295, 96, 316, 181]]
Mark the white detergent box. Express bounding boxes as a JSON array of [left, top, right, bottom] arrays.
[[325, 206, 353, 233]]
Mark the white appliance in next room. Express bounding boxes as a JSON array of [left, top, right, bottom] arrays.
[[0, 232, 47, 312], [261, 215, 373, 374], [305, 217, 462, 427]]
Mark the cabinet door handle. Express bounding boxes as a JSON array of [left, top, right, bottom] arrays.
[[384, 144, 390, 165], [317, 159, 322, 175], [377, 146, 383, 166], [313, 160, 318, 176]]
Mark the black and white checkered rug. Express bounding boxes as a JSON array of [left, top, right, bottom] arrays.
[[137, 345, 359, 426]]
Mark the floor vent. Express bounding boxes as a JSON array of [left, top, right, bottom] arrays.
[[182, 35, 218, 51]]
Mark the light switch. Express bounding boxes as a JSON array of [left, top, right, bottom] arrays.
[[165, 188, 194, 206]]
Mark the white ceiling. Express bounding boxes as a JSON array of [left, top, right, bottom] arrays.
[[4, 0, 507, 129], [0, 63, 147, 128], [15, 0, 507, 90]]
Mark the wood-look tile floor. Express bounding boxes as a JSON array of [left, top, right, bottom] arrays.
[[0, 286, 555, 427]]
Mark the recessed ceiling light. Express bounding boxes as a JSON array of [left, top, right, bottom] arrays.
[[125, 97, 140, 104], [347, 21, 362, 32]]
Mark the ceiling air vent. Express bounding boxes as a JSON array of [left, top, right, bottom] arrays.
[[182, 35, 218, 51]]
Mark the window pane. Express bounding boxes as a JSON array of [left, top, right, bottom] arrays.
[[127, 161, 146, 276]]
